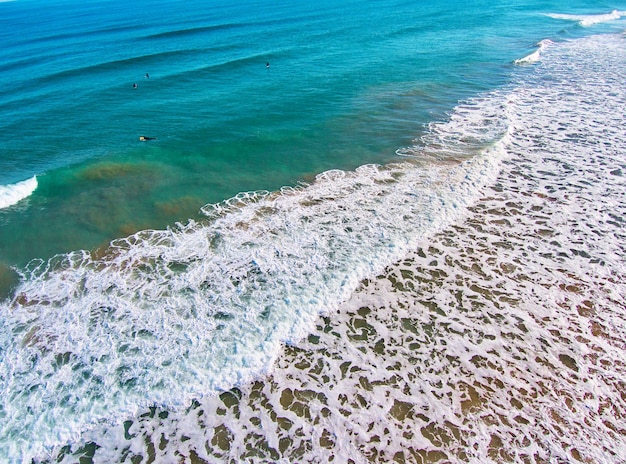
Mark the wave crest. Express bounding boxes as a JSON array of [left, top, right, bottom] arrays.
[[514, 39, 553, 65], [546, 10, 623, 27], [0, 176, 37, 209]]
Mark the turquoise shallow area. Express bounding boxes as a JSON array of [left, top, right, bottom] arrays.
[[0, 0, 623, 269]]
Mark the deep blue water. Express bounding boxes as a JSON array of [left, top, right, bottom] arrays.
[[0, 0, 625, 461]]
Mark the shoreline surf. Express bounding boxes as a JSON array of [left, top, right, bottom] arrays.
[[0, 2, 625, 462], [24, 31, 626, 464]]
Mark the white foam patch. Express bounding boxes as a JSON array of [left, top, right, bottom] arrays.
[[0, 96, 511, 460], [514, 39, 553, 64], [546, 10, 624, 27], [0, 176, 37, 209], [54, 32, 626, 464]]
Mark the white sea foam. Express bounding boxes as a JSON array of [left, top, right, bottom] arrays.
[[53, 32, 626, 464], [0, 176, 37, 209], [546, 10, 624, 26], [514, 39, 553, 64], [0, 97, 511, 461]]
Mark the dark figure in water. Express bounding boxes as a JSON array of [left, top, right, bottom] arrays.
[[145, 73, 150, 78], [266, 62, 270, 68], [139, 136, 157, 141], [133, 83, 137, 88]]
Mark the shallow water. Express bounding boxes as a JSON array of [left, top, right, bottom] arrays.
[[40, 33, 626, 463]]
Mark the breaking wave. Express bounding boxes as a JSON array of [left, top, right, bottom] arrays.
[[546, 10, 624, 27], [0, 176, 37, 209]]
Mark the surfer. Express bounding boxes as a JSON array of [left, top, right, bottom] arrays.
[[133, 83, 137, 88], [266, 62, 270, 69], [139, 136, 157, 141], [145, 72, 149, 78]]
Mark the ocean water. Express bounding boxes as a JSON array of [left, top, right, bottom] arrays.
[[0, 0, 625, 462]]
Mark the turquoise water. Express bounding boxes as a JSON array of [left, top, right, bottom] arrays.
[[0, 0, 625, 462], [0, 0, 613, 270]]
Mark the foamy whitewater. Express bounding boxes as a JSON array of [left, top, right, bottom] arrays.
[[1, 101, 507, 460], [0, 177, 37, 210], [1, 5, 626, 464]]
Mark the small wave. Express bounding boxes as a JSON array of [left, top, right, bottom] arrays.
[[514, 39, 553, 65], [546, 10, 623, 27], [145, 22, 247, 40], [0, 176, 37, 209], [40, 49, 201, 84], [397, 92, 515, 158]]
